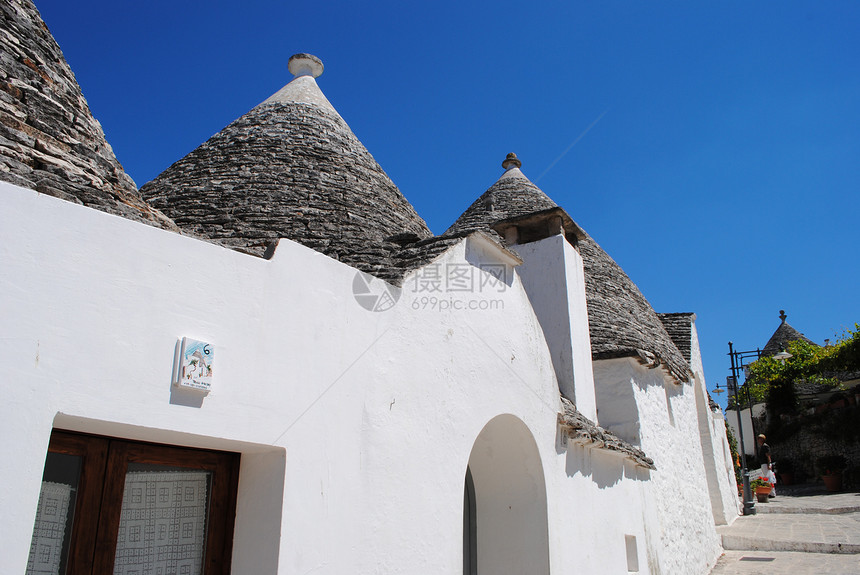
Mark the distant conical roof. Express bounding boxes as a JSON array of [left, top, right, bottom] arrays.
[[448, 154, 691, 382], [446, 154, 559, 236], [141, 54, 431, 265], [762, 310, 816, 354], [0, 0, 176, 230]]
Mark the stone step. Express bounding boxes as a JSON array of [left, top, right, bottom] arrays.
[[750, 490, 860, 515], [721, 533, 860, 554], [755, 503, 860, 515], [717, 513, 860, 555]]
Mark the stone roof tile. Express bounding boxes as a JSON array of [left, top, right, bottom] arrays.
[[140, 56, 432, 268], [657, 313, 695, 363], [448, 155, 692, 383], [0, 0, 177, 231], [579, 234, 691, 383], [558, 397, 656, 469], [446, 159, 559, 237]]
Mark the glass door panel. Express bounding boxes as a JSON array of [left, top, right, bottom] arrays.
[[26, 453, 81, 575], [113, 465, 212, 575]]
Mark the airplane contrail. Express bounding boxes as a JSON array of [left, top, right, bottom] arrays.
[[535, 108, 609, 183]]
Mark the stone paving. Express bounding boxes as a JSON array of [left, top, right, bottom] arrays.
[[710, 484, 860, 574], [756, 485, 860, 515], [711, 550, 860, 574]]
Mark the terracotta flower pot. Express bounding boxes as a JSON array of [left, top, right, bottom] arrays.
[[754, 485, 772, 503], [822, 473, 843, 492]]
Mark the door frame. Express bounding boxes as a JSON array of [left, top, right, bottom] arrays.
[[42, 430, 240, 575]]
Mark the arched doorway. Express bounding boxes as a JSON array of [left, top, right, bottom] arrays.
[[464, 414, 549, 574], [463, 467, 477, 575]]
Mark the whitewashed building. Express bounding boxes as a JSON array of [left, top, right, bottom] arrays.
[[0, 1, 739, 573]]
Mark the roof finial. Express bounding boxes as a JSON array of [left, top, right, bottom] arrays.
[[288, 53, 324, 79], [779, 309, 787, 323], [502, 152, 522, 171]]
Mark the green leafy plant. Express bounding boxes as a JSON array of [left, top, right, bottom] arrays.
[[739, 324, 860, 413], [750, 477, 773, 490]]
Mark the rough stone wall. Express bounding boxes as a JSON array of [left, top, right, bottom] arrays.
[[765, 400, 860, 485], [772, 429, 860, 484], [0, 0, 176, 230]]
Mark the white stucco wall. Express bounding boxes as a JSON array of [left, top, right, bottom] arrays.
[[1, 182, 722, 574], [726, 403, 767, 456], [512, 234, 597, 421], [711, 413, 742, 514], [593, 358, 722, 574], [688, 320, 740, 525]]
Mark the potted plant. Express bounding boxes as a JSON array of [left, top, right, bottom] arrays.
[[777, 458, 794, 485], [750, 477, 774, 503], [817, 455, 847, 492]]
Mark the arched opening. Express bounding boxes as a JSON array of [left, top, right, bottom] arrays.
[[463, 467, 477, 575], [464, 414, 550, 574]]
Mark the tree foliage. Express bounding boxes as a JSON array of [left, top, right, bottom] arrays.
[[740, 324, 860, 413]]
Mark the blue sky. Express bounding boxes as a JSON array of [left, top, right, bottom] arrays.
[[34, 0, 859, 409]]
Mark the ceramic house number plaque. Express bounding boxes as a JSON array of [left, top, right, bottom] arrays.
[[176, 338, 213, 393]]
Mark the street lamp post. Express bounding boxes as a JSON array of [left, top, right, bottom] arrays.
[[718, 341, 794, 516], [726, 342, 759, 515]]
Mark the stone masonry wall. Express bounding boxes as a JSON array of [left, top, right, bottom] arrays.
[[772, 428, 860, 487], [760, 393, 860, 487]]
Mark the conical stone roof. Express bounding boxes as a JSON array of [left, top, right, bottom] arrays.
[[140, 54, 431, 266], [446, 154, 559, 236], [0, 0, 176, 230], [762, 310, 817, 354], [449, 155, 691, 383]]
